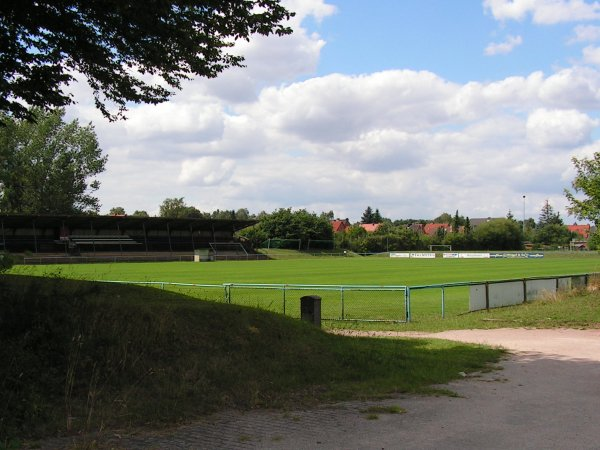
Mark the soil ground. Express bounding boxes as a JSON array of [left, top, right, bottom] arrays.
[[39, 328, 600, 449]]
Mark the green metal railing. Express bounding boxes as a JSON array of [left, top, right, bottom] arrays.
[[99, 272, 597, 323]]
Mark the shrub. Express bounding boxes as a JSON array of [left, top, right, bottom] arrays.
[[0, 251, 13, 272]]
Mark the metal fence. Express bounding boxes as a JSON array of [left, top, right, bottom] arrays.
[[406, 272, 598, 321], [99, 272, 597, 323], [100, 281, 409, 323]]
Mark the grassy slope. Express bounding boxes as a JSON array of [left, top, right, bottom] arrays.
[[0, 275, 502, 443]]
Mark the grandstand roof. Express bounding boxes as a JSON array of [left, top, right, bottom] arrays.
[[0, 214, 257, 232]]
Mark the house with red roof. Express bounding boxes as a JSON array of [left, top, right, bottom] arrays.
[[424, 223, 451, 236], [567, 223, 591, 239], [331, 219, 351, 233], [360, 223, 381, 233]]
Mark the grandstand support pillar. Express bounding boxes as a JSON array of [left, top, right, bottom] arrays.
[[1, 219, 6, 251], [211, 223, 216, 243], [117, 223, 123, 254], [32, 219, 38, 253], [189, 225, 195, 251], [142, 222, 149, 254], [90, 221, 96, 255], [167, 222, 173, 253]]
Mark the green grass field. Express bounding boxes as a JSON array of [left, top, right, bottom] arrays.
[[11, 252, 600, 323]]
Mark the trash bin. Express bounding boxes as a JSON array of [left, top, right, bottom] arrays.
[[300, 295, 321, 327]]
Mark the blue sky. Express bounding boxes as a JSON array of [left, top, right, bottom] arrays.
[[314, 1, 583, 81], [66, 0, 600, 223]]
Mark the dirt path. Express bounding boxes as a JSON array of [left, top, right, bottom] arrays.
[[41, 328, 600, 449]]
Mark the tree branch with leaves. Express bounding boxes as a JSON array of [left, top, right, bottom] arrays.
[[0, 1, 294, 122], [565, 153, 600, 226]]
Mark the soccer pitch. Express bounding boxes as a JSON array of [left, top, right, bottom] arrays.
[[12, 253, 600, 322]]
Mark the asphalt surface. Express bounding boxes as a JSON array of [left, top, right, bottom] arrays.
[[40, 328, 600, 449]]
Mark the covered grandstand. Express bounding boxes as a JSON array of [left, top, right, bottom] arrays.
[[0, 214, 258, 262]]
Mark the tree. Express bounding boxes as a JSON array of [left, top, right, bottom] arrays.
[[452, 210, 465, 233], [565, 152, 600, 225], [235, 208, 252, 220], [320, 210, 335, 221], [361, 206, 374, 223], [211, 209, 236, 220], [248, 208, 333, 249], [109, 206, 126, 215], [132, 210, 149, 217], [158, 197, 203, 218], [533, 224, 573, 247], [372, 209, 383, 223], [0, 1, 293, 122], [464, 217, 472, 235], [0, 251, 13, 272], [0, 108, 106, 214], [433, 212, 452, 224], [473, 218, 522, 250], [538, 200, 563, 227]]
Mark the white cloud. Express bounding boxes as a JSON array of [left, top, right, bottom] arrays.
[[526, 108, 598, 148], [569, 24, 600, 42], [583, 45, 600, 65], [251, 70, 457, 143], [74, 65, 600, 220], [178, 157, 236, 186], [484, 35, 523, 55], [538, 66, 600, 108], [484, 0, 600, 24]]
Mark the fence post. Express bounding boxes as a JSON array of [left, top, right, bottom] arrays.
[[224, 283, 232, 303], [340, 286, 345, 320], [283, 285, 287, 316], [485, 282, 489, 310], [441, 286, 445, 319], [405, 287, 411, 322]]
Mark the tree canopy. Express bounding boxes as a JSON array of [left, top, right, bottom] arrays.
[[0, 1, 294, 121], [565, 152, 600, 226], [0, 108, 106, 214], [158, 197, 203, 218], [538, 200, 563, 227], [238, 208, 333, 249], [472, 218, 522, 250]]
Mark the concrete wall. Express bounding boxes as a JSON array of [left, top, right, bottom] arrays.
[[469, 276, 587, 312]]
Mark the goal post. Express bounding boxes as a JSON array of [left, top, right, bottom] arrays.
[[263, 238, 301, 250], [209, 242, 248, 256]]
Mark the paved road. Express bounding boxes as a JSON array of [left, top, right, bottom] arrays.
[[41, 328, 600, 449]]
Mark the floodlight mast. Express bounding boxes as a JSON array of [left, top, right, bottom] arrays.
[[522, 195, 526, 235]]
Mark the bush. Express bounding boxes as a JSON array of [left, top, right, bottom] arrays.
[[0, 251, 14, 272]]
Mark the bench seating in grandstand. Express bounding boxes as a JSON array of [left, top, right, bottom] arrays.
[[67, 235, 141, 246]]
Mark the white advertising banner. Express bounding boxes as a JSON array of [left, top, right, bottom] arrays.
[[443, 253, 460, 258], [390, 252, 411, 258], [410, 252, 436, 259], [459, 253, 490, 259]]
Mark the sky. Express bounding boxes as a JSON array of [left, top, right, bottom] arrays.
[[64, 0, 600, 223]]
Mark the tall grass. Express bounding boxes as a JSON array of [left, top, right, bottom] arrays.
[[0, 274, 502, 444]]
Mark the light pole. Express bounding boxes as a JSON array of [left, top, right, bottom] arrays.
[[522, 195, 526, 235]]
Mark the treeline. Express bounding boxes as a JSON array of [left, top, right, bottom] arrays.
[[108, 200, 582, 252], [334, 219, 524, 252]]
